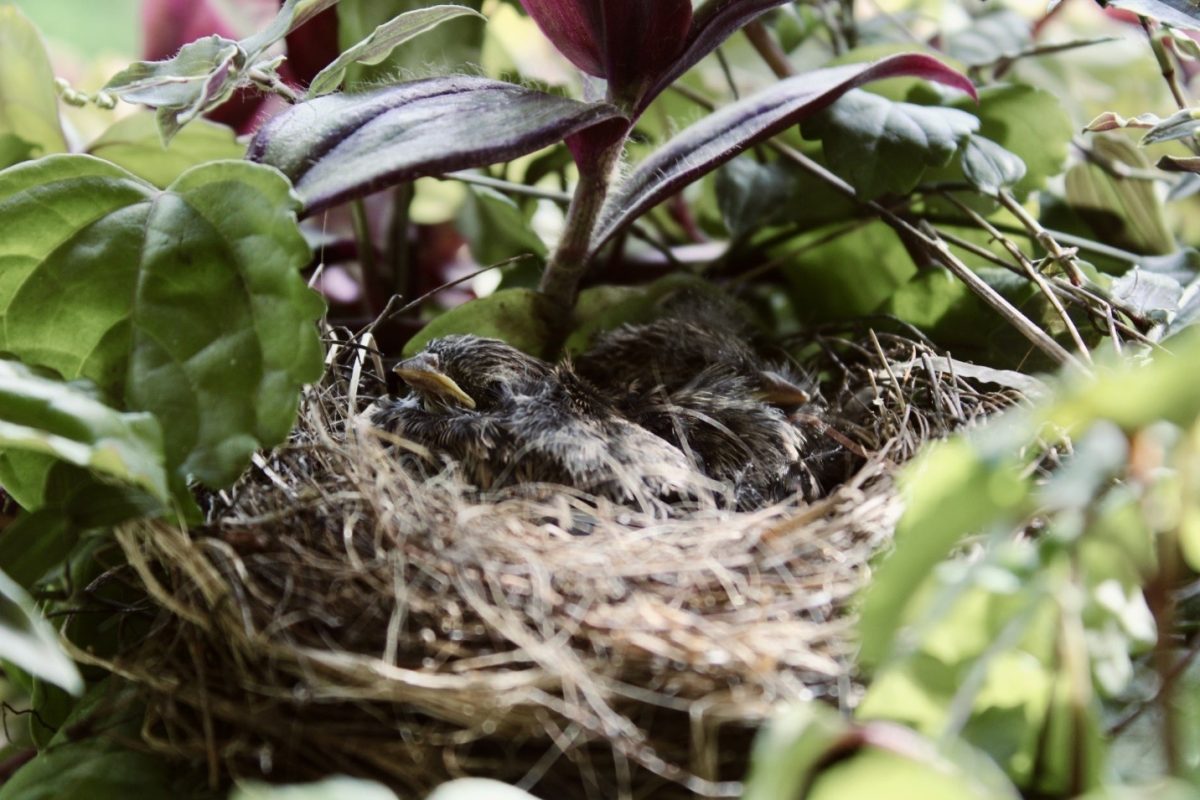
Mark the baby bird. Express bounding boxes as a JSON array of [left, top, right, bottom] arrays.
[[372, 335, 703, 511], [574, 298, 816, 508]]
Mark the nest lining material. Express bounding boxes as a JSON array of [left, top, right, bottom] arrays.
[[66, 327, 1026, 799]]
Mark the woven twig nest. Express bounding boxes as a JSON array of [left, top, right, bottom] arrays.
[[68, 327, 1023, 798]]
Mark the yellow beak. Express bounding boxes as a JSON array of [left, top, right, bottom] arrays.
[[393, 353, 477, 409]]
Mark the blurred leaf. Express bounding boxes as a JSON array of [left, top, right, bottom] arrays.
[[0, 568, 81, 694], [308, 5, 485, 97], [1038, 422, 1128, 513], [1166, 275, 1200, 337], [0, 360, 169, 503], [591, 54, 976, 253], [1084, 111, 1161, 134], [0, 509, 74, 590], [0, 133, 34, 170], [954, 84, 1072, 198], [742, 702, 852, 800], [249, 76, 623, 214], [1099, 0, 1200, 30], [85, 112, 244, 188], [1111, 268, 1184, 322], [425, 779, 541, 800], [859, 434, 1030, 667], [0, 734, 184, 800], [1140, 107, 1200, 145], [1155, 154, 1200, 173], [803, 90, 978, 199], [945, 9, 1031, 67], [404, 289, 555, 359], [0, 155, 325, 489], [456, 185, 547, 267], [808, 738, 1020, 800], [961, 135, 1027, 195], [233, 777, 400, 800], [338, 0, 486, 87], [0, 6, 66, 160], [1066, 135, 1174, 255]]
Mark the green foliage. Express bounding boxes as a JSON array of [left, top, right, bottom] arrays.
[[0, 566, 81, 693], [802, 90, 979, 199], [307, 5, 485, 97], [0, 5, 65, 163], [456, 185, 547, 267], [337, 0, 486, 88], [84, 113, 245, 188], [0, 155, 324, 489], [233, 778, 399, 800], [402, 289, 555, 359]]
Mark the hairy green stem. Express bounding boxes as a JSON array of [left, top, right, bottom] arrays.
[[538, 139, 626, 318]]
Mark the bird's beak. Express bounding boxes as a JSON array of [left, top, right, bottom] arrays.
[[393, 353, 477, 409], [757, 370, 810, 407]]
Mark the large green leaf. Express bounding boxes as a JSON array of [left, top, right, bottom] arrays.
[[0, 567, 81, 694], [0, 6, 66, 162], [85, 112, 245, 188], [802, 90, 979, 199], [308, 5, 486, 97], [0, 360, 169, 504], [456, 185, 547, 267], [0, 155, 325, 488], [0, 734, 181, 800], [234, 778, 399, 800]]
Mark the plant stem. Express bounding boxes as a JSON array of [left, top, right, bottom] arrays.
[[538, 139, 626, 320]]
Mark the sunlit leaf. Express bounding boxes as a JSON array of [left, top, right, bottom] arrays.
[[1139, 107, 1200, 145], [742, 703, 852, 800], [426, 778, 541, 800], [1066, 135, 1174, 255], [249, 76, 624, 214], [0, 155, 324, 488], [233, 777, 400, 800], [591, 54, 976, 253], [85, 112, 245, 188], [803, 90, 978, 199], [0, 568, 81, 694], [457, 185, 547, 267], [0, 6, 67, 159], [307, 5, 486, 97], [337, 0, 486, 88], [403, 289, 556, 359]]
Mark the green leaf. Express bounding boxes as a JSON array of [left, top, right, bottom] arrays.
[[249, 76, 623, 214], [716, 158, 806, 239], [233, 777, 399, 800], [961, 135, 1026, 196], [945, 9, 1031, 67], [0, 360, 169, 503], [0, 6, 67, 160], [0, 155, 325, 488], [104, 35, 244, 144], [425, 780, 540, 800], [307, 5, 486, 97], [809, 738, 1020, 800], [859, 434, 1030, 667], [403, 289, 554, 359], [242, 0, 342, 54], [1140, 106, 1200, 145], [0, 133, 35, 170], [1066, 135, 1174, 255], [742, 703, 852, 800], [337, 0, 486, 88], [0, 567, 81, 694], [1101, 0, 1200, 30], [456, 185, 547, 267], [959, 85, 1071, 198], [802, 90, 978, 199], [85, 112, 244, 188], [0, 734, 184, 800]]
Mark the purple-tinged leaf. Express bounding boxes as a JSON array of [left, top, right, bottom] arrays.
[[640, 0, 791, 113], [248, 76, 624, 214], [589, 54, 976, 255], [519, 0, 693, 91], [1099, 0, 1200, 30]]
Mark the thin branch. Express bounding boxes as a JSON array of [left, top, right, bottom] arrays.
[[743, 20, 795, 78], [441, 172, 572, 204], [996, 189, 1088, 286], [941, 192, 1093, 362]]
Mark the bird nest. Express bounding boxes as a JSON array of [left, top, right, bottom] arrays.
[[69, 324, 1026, 798]]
